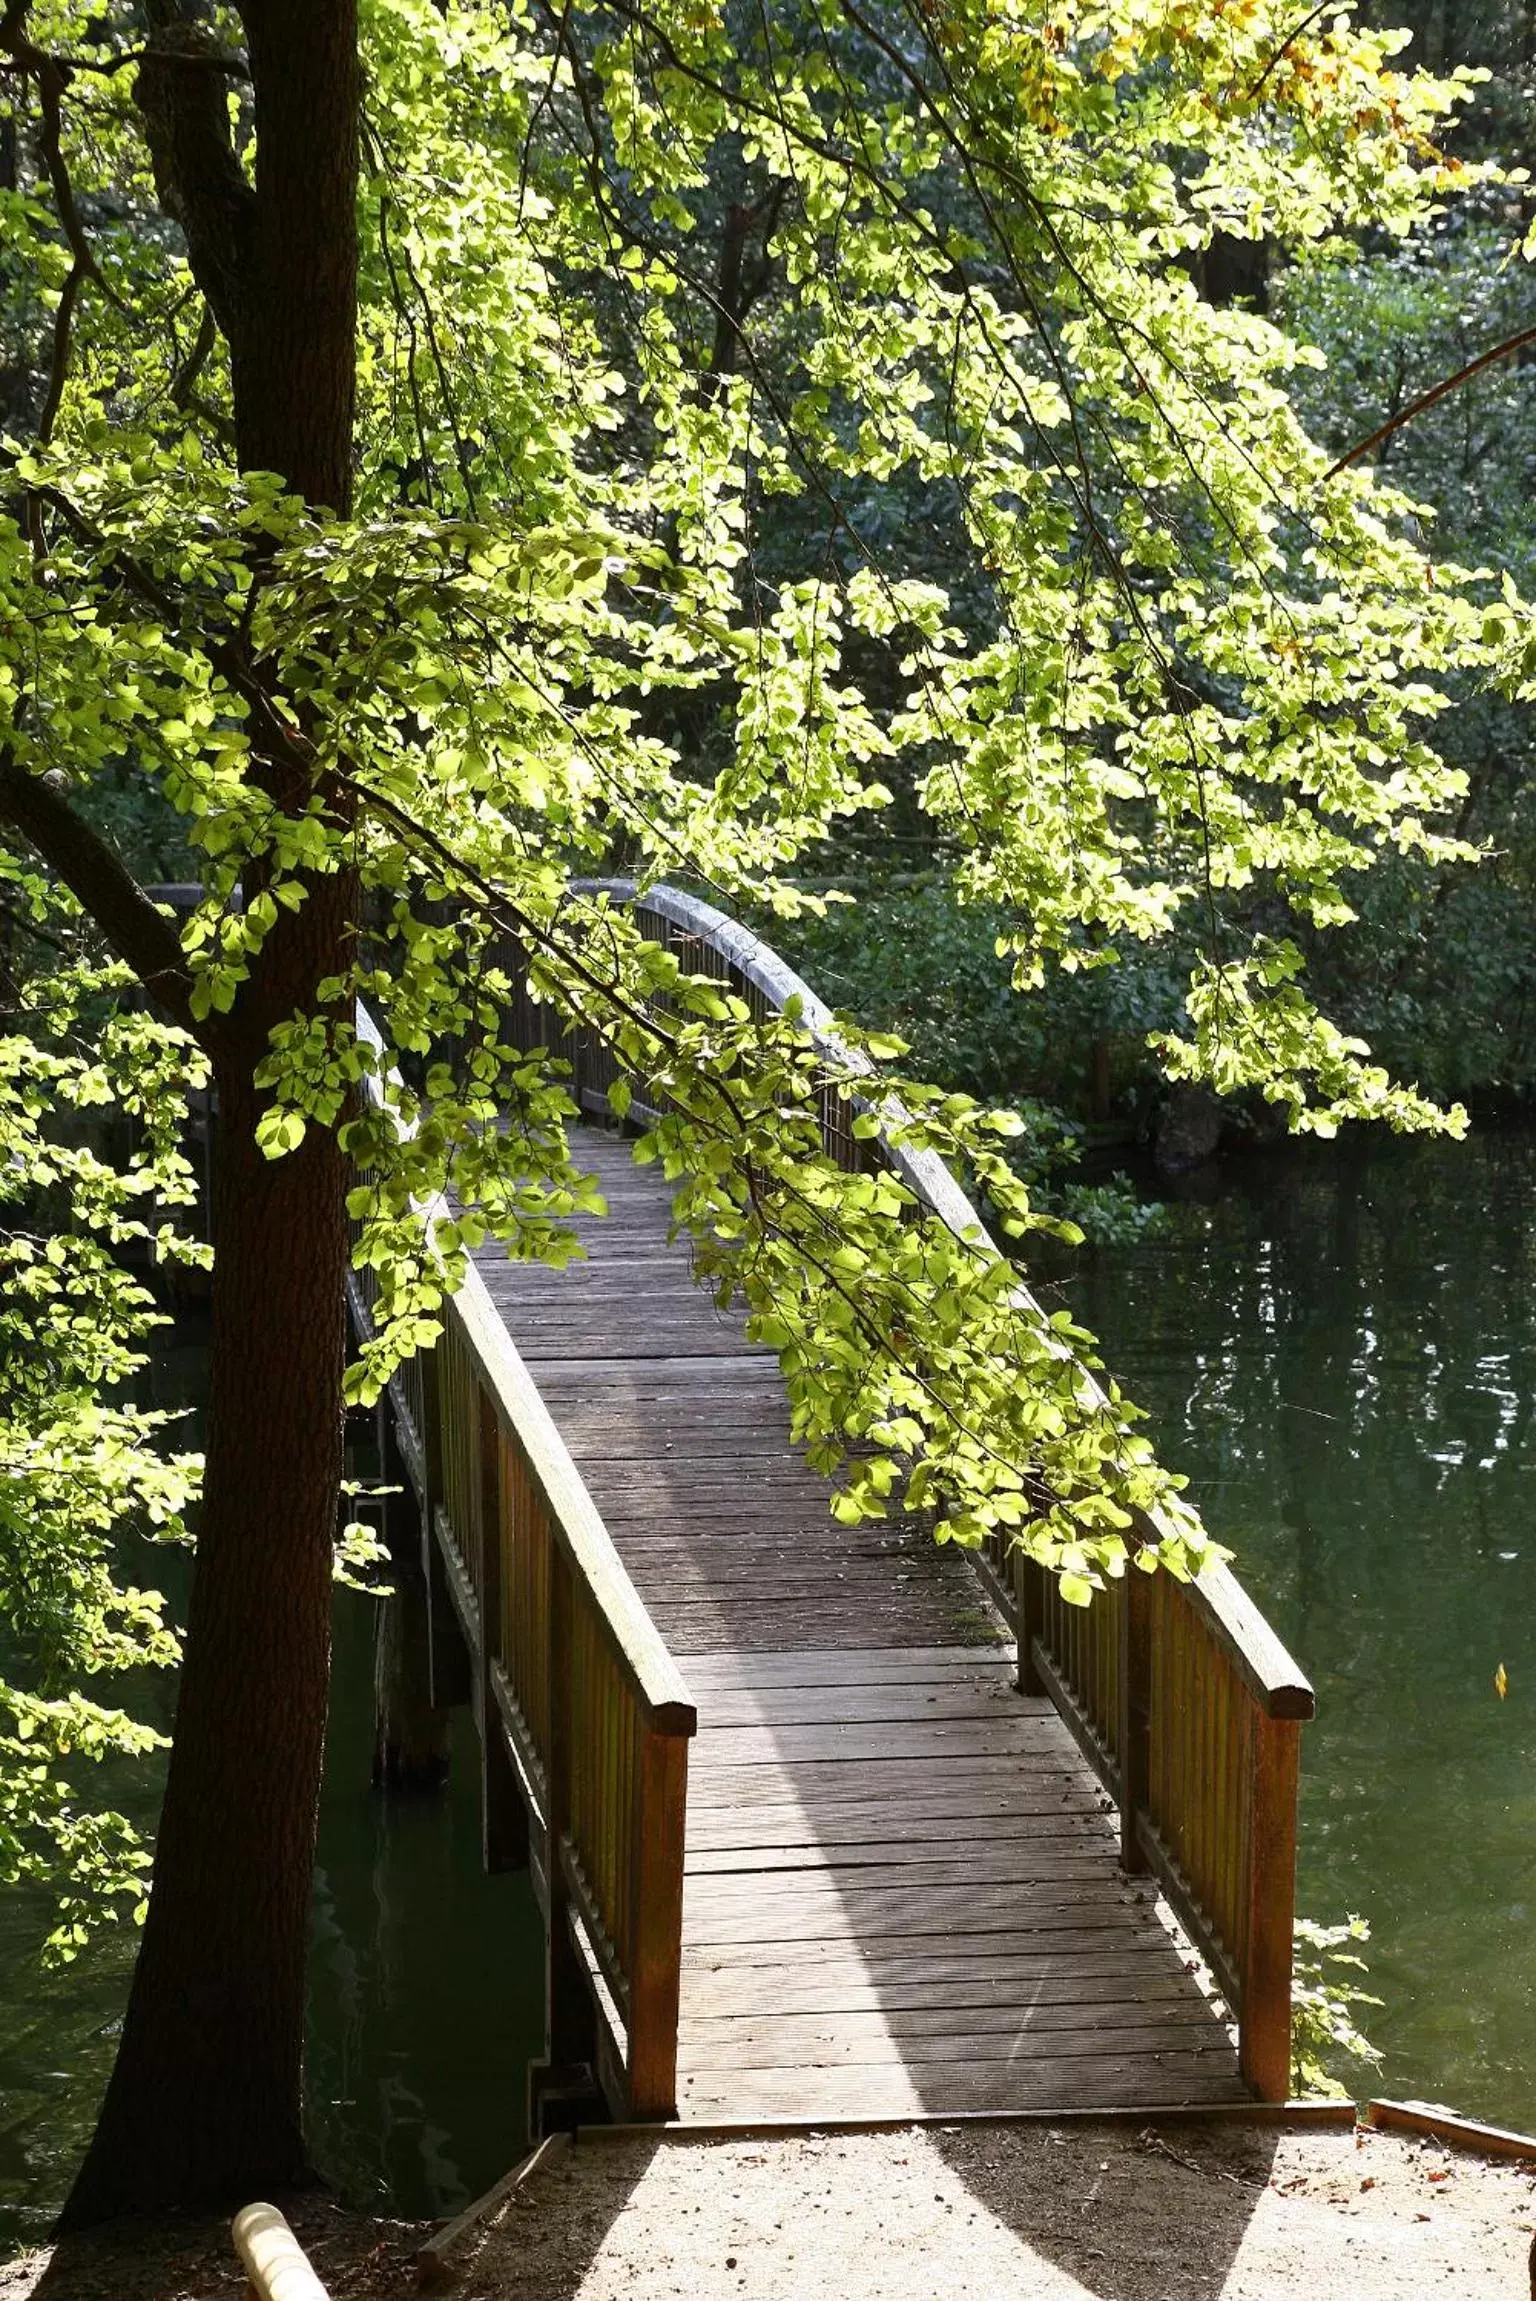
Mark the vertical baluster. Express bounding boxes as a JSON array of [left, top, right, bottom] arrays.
[[1118, 1564, 1150, 1873], [417, 1338, 469, 1710], [609, 1652, 626, 1955], [617, 1696, 636, 1981], [1212, 1659, 1233, 1950], [595, 1630, 609, 1939], [534, 1485, 551, 1761], [572, 1606, 589, 1883], [1101, 1582, 1121, 1757], [478, 1392, 526, 1873], [1231, 1684, 1254, 1985], [1184, 1606, 1203, 1904], [545, 1541, 597, 2076], [1192, 1617, 1212, 1914], [1017, 1548, 1046, 1695], [1169, 1588, 1190, 1877], [1146, 1572, 1166, 1839]]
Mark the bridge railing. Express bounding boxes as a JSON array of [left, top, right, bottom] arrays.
[[348, 1005, 695, 2120], [524, 880, 1312, 2102]]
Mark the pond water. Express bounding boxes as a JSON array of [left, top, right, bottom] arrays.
[[0, 1327, 546, 2254], [1065, 1123, 1536, 2130], [6, 1123, 1536, 2245]]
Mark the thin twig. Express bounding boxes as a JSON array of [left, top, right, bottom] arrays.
[[1324, 323, 1536, 478]]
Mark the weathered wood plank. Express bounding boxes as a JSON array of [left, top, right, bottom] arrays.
[[677, 1646, 1022, 1687], [680, 1892, 1158, 1950], [690, 1719, 1079, 1767], [684, 1797, 1114, 1849], [684, 1758, 1119, 1807], [679, 1945, 1192, 2002], [684, 1836, 1120, 1882], [686, 1680, 1043, 1727], [680, 1970, 1204, 2027], [675, 2060, 1247, 2120], [676, 2020, 1236, 2074]]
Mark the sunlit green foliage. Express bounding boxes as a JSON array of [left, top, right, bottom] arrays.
[[0, 0, 1516, 1676], [1291, 1914, 1385, 2096], [0, 860, 202, 1954]]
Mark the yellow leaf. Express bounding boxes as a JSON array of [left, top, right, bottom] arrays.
[[1495, 1662, 1509, 1700]]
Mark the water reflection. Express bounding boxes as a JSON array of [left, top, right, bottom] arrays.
[[307, 1597, 544, 2217], [1067, 1127, 1536, 2126]]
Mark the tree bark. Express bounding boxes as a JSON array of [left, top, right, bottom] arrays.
[[59, 0, 362, 2224], [64, 984, 351, 2217]]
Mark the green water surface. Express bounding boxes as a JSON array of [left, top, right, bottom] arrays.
[[1066, 1124, 1536, 2128]]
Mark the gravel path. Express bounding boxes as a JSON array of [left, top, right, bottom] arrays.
[[451, 2119, 1536, 2300], [7, 2116, 1534, 2301]]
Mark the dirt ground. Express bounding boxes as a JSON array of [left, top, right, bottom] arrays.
[[452, 2119, 1536, 2301], [6, 2118, 1536, 2301], [0, 2195, 429, 2301]]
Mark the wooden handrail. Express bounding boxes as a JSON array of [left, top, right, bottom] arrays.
[[348, 998, 695, 2119], [451, 1260, 693, 1729], [552, 880, 1313, 2100]]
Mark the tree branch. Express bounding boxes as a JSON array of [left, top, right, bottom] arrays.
[[1324, 323, 1536, 479], [134, 7, 256, 359], [0, 753, 207, 1043]]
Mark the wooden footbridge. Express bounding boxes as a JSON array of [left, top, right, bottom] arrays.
[[350, 887, 1314, 2130]]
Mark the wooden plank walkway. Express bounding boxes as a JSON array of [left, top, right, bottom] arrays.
[[472, 1127, 1247, 2122]]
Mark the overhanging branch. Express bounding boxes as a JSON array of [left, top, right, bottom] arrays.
[[1324, 323, 1536, 480], [0, 752, 208, 1044]]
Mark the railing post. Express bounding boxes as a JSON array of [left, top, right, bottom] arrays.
[[544, 1543, 598, 2082], [1118, 1566, 1151, 1875], [625, 1724, 689, 2118], [1240, 1712, 1301, 2100], [477, 1392, 528, 1873]]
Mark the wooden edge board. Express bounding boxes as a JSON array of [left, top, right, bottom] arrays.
[[1363, 2097, 1536, 2161], [416, 2131, 572, 2281], [677, 1646, 1020, 1679], [565, 2098, 1359, 2144]]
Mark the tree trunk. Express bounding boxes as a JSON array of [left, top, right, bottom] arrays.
[[61, 0, 361, 2224], [64, 1005, 351, 2218]]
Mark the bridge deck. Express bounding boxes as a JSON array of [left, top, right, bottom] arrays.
[[473, 1127, 1247, 2121]]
